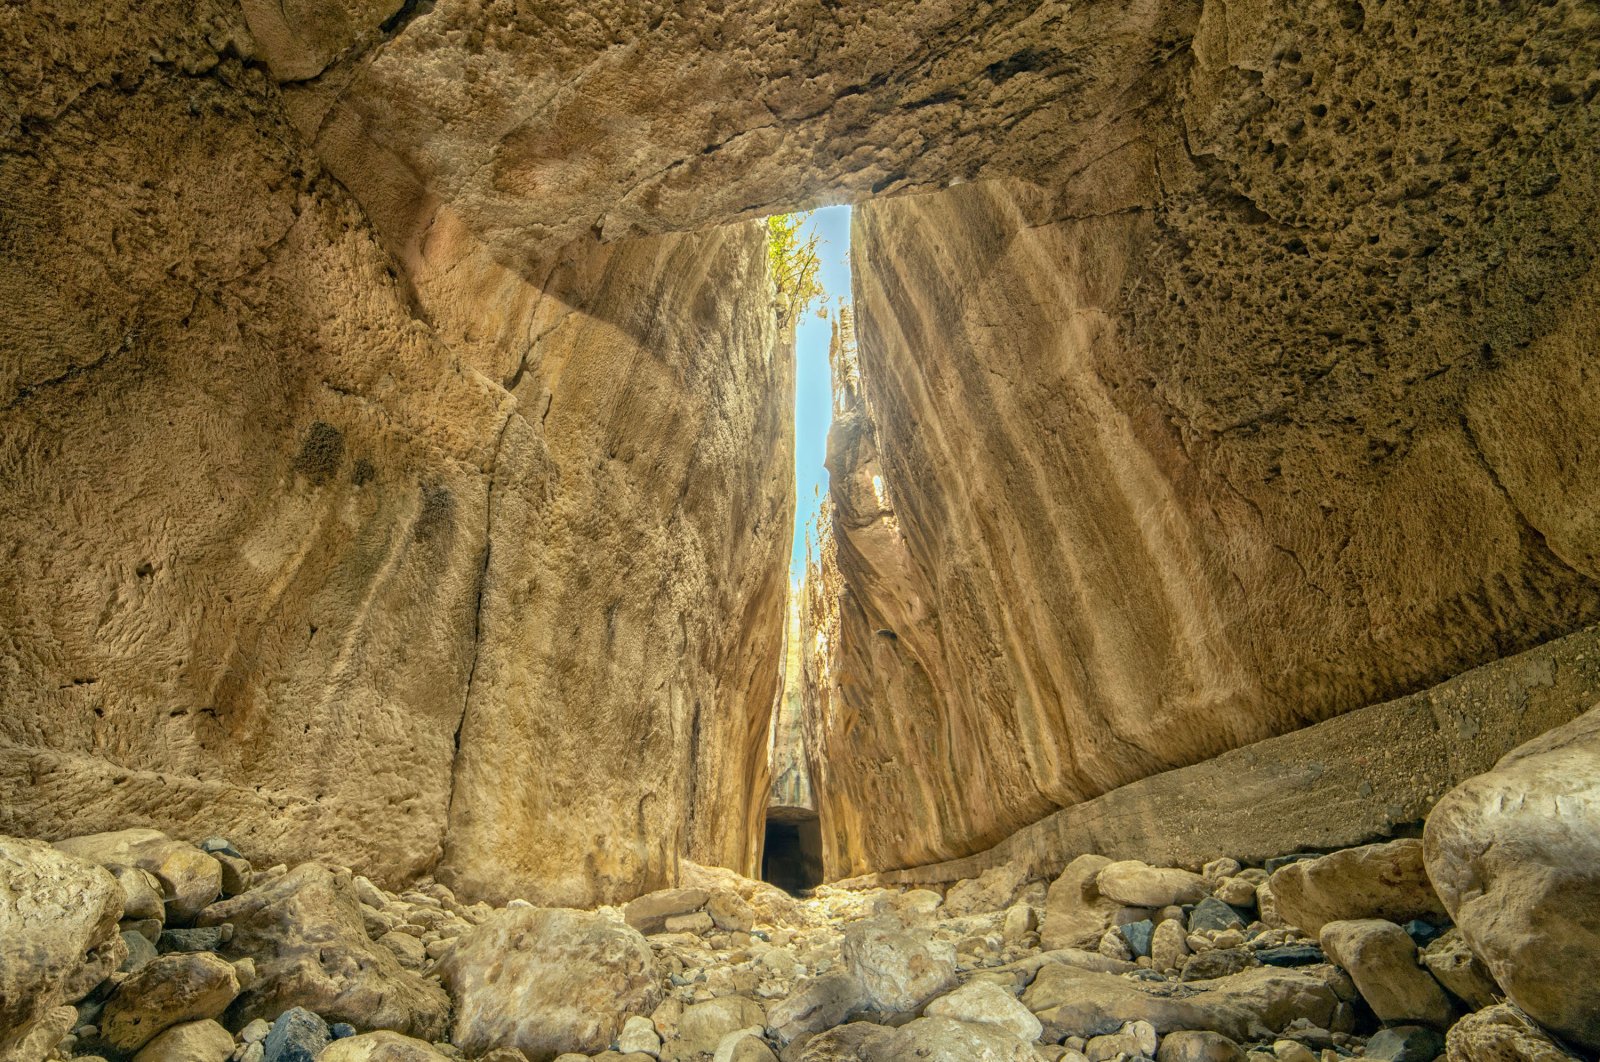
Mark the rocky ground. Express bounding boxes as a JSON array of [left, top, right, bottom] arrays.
[[4, 708, 1595, 1062]]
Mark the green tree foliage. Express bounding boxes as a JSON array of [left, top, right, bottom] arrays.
[[766, 212, 826, 320]]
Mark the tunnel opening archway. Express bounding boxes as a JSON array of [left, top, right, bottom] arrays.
[[761, 806, 824, 895]]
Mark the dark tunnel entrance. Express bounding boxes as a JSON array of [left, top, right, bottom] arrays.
[[762, 806, 824, 895]]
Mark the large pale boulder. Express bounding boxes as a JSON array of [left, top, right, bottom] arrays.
[[623, 888, 710, 934], [99, 953, 241, 1053], [0, 837, 125, 1062], [943, 864, 1028, 917], [1042, 855, 1121, 951], [860, 1017, 1037, 1062], [130, 1020, 236, 1062], [668, 998, 766, 1059], [54, 830, 222, 926], [1444, 1005, 1576, 1062], [1096, 862, 1207, 908], [924, 981, 1043, 1042], [438, 906, 661, 1061], [840, 916, 957, 1013], [200, 862, 447, 1037], [319, 1031, 455, 1062], [1267, 840, 1447, 935], [1021, 965, 1339, 1042], [766, 971, 870, 1044], [1420, 930, 1501, 1012], [1425, 705, 1600, 1053], [1318, 920, 1453, 1028]]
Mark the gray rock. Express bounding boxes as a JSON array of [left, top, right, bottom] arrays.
[[1181, 947, 1258, 982], [1188, 898, 1247, 934], [1120, 920, 1155, 959], [1365, 1026, 1445, 1062], [262, 1008, 329, 1062]]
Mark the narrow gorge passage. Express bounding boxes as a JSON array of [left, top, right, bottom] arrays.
[[3, 3, 1599, 1062]]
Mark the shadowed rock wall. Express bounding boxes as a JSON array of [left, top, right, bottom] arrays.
[[809, 0, 1600, 875], [0, 1, 795, 904]]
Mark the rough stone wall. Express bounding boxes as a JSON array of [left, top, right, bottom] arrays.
[[0, 1, 795, 904], [437, 224, 796, 907], [280, 0, 1195, 260], [811, 0, 1600, 876]]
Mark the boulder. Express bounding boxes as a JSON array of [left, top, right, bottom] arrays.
[[622, 888, 709, 934], [943, 864, 1028, 917], [1444, 1005, 1577, 1062], [99, 953, 240, 1053], [766, 971, 869, 1044], [616, 1016, 661, 1056], [438, 906, 660, 1061], [319, 1031, 456, 1062], [1086, 1020, 1158, 1062], [1365, 1027, 1446, 1062], [1021, 965, 1339, 1042], [1420, 930, 1501, 1011], [109, 866, 169, 924], [669, 998, 765, 1059], [54, 830, 221, 926], [924, 981, 1043, 1042], [1188, 898, 1246, 935], [1424, 705, 1600, 1053], [1157, 1031, 1246, 1062], [710, 1030, 775, 1062], [0, 837, 126, 1062], [1096, 862, 1208, 908], [1151, 919, 1190, 973], [201, 862, 448, 1037], [262, 1008, 329, 1062], [1268, 840, 1447, 936], [1318, 919, 1453, 1027], [840, 916, 957, 1013], [784, 1023, 887, 1062], [1042, 856, 1121, 950], [708, 892, 756, 933], [860, 1016, 1037, 1062], [130, 1020, 235, 1062]]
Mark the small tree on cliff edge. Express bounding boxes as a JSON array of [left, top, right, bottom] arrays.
[[767, 213, 826, 322]]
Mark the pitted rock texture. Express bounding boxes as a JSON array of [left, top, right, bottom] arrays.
[[809, 0, 1600, 872], [280, 0, 1191, 261], [1, 0, 794, 906]]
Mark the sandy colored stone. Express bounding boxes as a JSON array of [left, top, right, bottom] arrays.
[[840, 916, 957, 1013], [1041, 856, 1121, 951], [0, 838, 125, 1062], [1269, 840, 1447, 935], [924, 981, 1043, 1042], [1096, 862, 1208, 908], [201, 862, 447, 1037], [1420, 930, 1502, 1012], [1318, 919, 1453, 1028], [1425, 705, 1600, 1052], [318, 1031, 455, 1062], [669, 998, 766, 1060], [438, 907, 661, 1061], [54, 831, 221, 926], [1158, 1031, 1246, 1062], [943, 863, 1028, 917], [130, 1020, 235, 1062], [1022, 965, 1339, 1042], [766, 971, 869, 1045], [1444, 1005, 1575, 1062], [860, 1016, 1037, 1062], [99, 953, 240, 1054]]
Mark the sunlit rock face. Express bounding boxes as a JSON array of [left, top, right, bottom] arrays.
[[808, 0, 1600, 876], [1, 1, 794, 905]]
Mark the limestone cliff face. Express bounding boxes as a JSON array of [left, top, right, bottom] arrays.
[[811, 0, 1600, 876], [0, 2, 795, 904], [438, 224, 796, 907]]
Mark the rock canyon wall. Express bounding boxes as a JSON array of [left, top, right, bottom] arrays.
[[807, 0, 1600, 876], [1, 0, 794, 905]]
